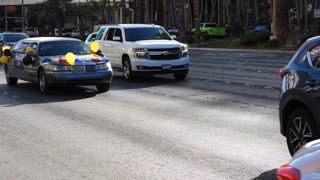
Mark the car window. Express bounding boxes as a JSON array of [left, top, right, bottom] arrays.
[[11, 41, 32, 54], [310, 45, 320, 68], [125, 27, 171, 41], [38, 41, 90, 56], [206, 24, 217, 28], [105, 28, 115, 41], [0, 34, 3, 40], [113, 29, 122, 41], [96, 27, 106, 40]]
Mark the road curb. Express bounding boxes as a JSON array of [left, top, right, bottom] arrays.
[[189, 47, 296, 53]]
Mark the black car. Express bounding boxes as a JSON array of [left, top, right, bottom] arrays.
[[3, 37, 113, 93], [0, 32, 29, 48], [279, 36, 320, 156]]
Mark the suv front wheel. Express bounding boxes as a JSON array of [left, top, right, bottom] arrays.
[[286, 108, 318, 156]]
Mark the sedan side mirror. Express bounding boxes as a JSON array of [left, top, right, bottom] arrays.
[[3, 49, 11, 56], [27, 51, 36, 57]]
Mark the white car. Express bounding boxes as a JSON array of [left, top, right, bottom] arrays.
[[96, 24, 189, 80], [277, 139, 320, 180]]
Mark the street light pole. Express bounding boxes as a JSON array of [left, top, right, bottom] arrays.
[[22, 0, 25, 32]]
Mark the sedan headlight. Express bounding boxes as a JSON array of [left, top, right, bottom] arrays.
[[96, 62, 112, 70], [132, 48, 149, 59], [180, 45, 188, 57], [47, 64, 72, 71]]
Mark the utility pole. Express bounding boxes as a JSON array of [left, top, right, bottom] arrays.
[[22, 0, 25, 32]]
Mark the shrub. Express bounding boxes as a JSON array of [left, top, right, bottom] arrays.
[[179, 30, 194, 44], [268, 39, 280, 48], [239, 33, 257, 46], [239, 31, 271, 46]]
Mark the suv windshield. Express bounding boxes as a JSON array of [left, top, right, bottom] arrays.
[[125, 27, 171, 41], [38, 41, 91, 56], [4, 34, 28, 42]]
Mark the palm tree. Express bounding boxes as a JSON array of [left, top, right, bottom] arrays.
[[273, 0, 289, 43], [193, 0, 201, 41]]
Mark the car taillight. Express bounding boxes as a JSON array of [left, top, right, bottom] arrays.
[[279, 69, 288, 78], [276, 164, 300, 180]]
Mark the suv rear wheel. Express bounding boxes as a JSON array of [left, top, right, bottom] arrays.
[[286, 108, 318, 156]]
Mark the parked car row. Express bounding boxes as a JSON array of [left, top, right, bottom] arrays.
[[0, 24, 190, 94]]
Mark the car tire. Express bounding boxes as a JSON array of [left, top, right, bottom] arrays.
[[173, 72, 188, 80], [122, 57, 134, 80], [286, 108, 319, 156], [39, 70, 50, 94], [96, 83, 111, 93], [4, 65, 18, 86]]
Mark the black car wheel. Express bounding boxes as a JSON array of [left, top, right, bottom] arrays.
[[173, 72, 188, 80], [286, 108, 318, 156], [122, 57, 134, 80], [96, 83, 111, 93], [4, 65, 18, 86], [39, 70, 50, 94]]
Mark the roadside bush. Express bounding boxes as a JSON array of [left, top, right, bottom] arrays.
[[179, 30, 194, 44], [255, 31, 271, 42], [200, 32, 211, 41], [267, 39, 280, 48], [239, 33, 257, 46], [240, 31, 271, 46]]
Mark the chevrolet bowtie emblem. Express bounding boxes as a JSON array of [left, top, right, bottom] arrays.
[[161, 51, 170, 55]]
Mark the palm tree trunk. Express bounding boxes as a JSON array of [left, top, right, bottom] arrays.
[[273, 0, 289, 43], [193, 0, 201, 41], [122, 0, 126, 23]]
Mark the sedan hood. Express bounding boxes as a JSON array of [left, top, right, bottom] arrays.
[[40, 54, 109, 65], [126, 40, 184, 49]]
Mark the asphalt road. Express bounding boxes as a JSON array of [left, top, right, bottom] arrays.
[[0, 48, 294, 180]]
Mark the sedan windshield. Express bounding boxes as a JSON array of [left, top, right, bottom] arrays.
[[4, 34, 29, 42], [39, 41, 91, 56], [125, 27, 171, 42]]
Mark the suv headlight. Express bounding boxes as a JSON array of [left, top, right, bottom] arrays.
[[180, 45, 188, 57], [132, 48, 149, 59], [47, 64, 72, 71], [96, 62, 112, 70]]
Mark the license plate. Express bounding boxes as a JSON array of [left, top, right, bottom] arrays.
[[162, 65, 172, 70]]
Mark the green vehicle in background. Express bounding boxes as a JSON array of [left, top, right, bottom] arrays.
[[193, 23, 227, 39]]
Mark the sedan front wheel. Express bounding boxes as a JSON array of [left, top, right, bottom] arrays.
[[39, 70, 50, 94]]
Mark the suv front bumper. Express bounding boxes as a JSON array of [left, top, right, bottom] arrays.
[[130, 56, 190, 73]]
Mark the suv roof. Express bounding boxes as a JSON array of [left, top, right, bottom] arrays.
[[99, 24, 160, 29]]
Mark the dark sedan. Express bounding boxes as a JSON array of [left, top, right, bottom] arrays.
[[3, 37, 113, 93], [0, 32, 29, 49], [279, 36, 320, 156]]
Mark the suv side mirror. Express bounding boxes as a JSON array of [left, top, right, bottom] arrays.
[[113, 36, 122, 42]]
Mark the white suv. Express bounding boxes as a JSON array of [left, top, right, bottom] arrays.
[[96, 24, 189, 80]]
